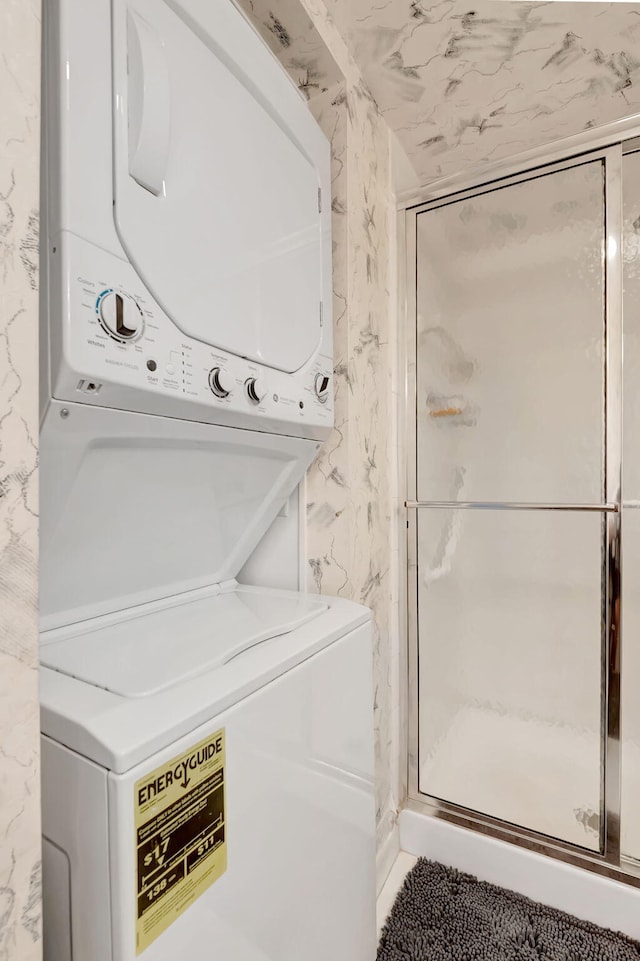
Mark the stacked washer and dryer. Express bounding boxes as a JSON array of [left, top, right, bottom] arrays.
[[39, 0, 376, 958]]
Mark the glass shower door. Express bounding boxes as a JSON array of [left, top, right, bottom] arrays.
[[410, 156, 617, 853]]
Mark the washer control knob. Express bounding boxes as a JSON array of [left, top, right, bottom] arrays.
[[208, 367, 233, 398], [314, 373, 331, 404], [245, 377, 266, 404], [99, 291, 144, 341]]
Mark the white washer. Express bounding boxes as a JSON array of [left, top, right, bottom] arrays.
[[39, 0, 376, 958], [40, 585, 375, 961]]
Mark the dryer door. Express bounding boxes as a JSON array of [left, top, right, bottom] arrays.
[[111, 0, 323, 374]]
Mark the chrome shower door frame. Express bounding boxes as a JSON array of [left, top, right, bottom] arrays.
[[402, 139, 640, 886]]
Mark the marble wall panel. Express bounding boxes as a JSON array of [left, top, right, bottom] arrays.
[[341, 79, 394, 855], [320, 0, 640, 184], [0, 2, 42, 959], [305, 82, 352, 600], [307, 76, 395, 856], [234, 0, 341, 97]]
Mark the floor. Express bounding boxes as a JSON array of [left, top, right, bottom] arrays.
[[376, 852, 417, 937]]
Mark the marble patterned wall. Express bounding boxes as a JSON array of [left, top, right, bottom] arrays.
[[237, 1, 640, 187], [0, 2, 42, 959], [235, 0, 399, 873], [234, 0, 341, 96], [307, 79, 395, 860], [341, 82, 394, 860], [320, 0, 640, 185]]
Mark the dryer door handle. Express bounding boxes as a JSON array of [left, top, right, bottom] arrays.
[[127, 10, 171, 196]]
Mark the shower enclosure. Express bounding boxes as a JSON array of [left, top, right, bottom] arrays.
[[404, 137, 640, 882]]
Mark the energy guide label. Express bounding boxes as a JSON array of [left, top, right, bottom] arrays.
[[134, 729, 227, 954]]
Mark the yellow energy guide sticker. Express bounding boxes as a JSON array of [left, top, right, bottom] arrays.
[[134, 729, 227, 954]]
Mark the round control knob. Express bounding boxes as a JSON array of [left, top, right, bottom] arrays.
[[245, 377, 266, 404], [208, 367, 234, 398], [99, 291, 144, 341], [314, 373, 331, 405]]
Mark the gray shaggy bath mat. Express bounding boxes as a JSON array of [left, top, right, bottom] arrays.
[[377, 859, 640, 960]]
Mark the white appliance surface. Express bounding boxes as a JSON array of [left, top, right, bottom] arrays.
[[114, 0, 322, 374], [41, 584, 328, 696], [41, 613, 376, 961], [39, 400, 320, 629], [42, 0, 333, 438], [40, 589, 370, 773], [237, 485, 302, 592]]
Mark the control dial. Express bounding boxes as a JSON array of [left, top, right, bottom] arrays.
[[98, 291, 144, 341], [245, 377, 266, 404], [208, 367, 234, 398], [314, 373, 331, 405]]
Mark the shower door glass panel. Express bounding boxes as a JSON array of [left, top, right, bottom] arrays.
[[416, 162, 605, 504], [622, 148, 640, 864], [417, 509, 603, 850]]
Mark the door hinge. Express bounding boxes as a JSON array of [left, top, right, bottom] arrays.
[[318, 188, 322, 213], [319, 302, 323, 326]]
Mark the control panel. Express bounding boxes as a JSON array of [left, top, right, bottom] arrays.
[[53, 236, 333, 439]]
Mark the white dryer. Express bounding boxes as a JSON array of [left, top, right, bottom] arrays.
[[39, 0, 376, 959]]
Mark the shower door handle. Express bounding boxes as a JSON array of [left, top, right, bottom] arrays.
[[405, 501, 619, 512]]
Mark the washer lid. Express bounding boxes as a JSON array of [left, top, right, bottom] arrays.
[[112, 0, 324, 374], [40, 402, 319, 630], [41, 585, 327, 697], [39, 591, 370, 772]]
